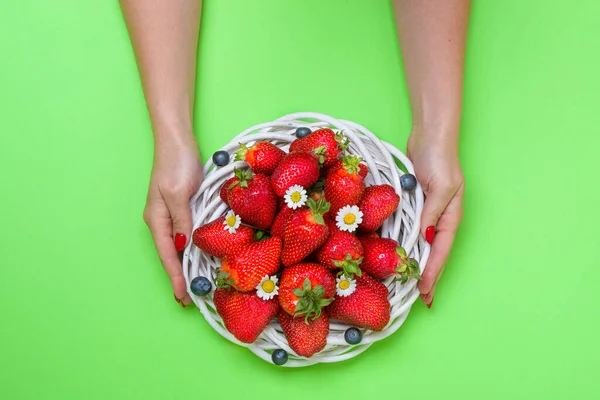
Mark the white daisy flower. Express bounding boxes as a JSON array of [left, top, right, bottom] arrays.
[[336, 275, 357, 297], [284, 185, 308, 210], [336, 205, 363, 232], [256, 275, 279, 300], [223, 210, 241, 234]]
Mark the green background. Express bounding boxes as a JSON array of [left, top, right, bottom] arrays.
[[1, 0, 599, 398]]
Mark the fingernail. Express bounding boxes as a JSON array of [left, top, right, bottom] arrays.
[[427, 296, 435, 309], [174, 233, 187, 251], [174, 294, 181, 303], [425, 226, 435, 244], [180, 301, 187, 309]]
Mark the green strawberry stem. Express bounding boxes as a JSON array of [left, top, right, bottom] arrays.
[[312, 145, 327, 165], [214, 269, 234, 289], [234, 142, 249, 162], [306, 198, 330, 225], [293, 278, 334, 323], [395, 246, 421, 284], [341, 155, 363, 175], [230, 167, 253, 189], [335, 131, 350, 152], [333, 254, 363, 278], [394, 252, 422, 284]]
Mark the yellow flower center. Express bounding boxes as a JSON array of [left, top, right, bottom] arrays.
[[339, 279, 350, 290], [262, 280, 275, 293], [291, 191, 301, 202], [343, 213, 356, 225], [226, 215, 237, 227]]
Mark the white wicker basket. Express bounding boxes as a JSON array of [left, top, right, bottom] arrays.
[[183, 112, 430, 367]]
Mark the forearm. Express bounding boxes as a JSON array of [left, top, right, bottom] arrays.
[[120, 0, 202, 145], [393, 0, 470, 141]]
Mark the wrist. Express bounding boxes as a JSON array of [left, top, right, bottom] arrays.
[[409, 122, 460, 157], [152, 120, 196, 148], [411, 121, 459, 144], [410, 95, 462, 142], [149, 106, 195, 141]]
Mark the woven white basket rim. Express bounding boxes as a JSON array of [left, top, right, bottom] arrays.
[[183, 112, 430, 367]]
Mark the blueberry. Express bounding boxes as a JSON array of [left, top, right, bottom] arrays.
[[400, 173, 417, 191], [344, 327, 362, 345], [271, 349, 288, 365], [190, 276, 212, 296], [212, 150, 230, 166], [295, 127, 312, 138]]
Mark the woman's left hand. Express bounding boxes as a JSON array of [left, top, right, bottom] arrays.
[[407, 128, 465, 308]]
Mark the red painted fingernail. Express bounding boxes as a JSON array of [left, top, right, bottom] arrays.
[[180, 301, 187, 309], [427, 296, 435, 309], [174, 233, 187, 251], [425, 226, 435, 244], [174, 294, 181, 303]]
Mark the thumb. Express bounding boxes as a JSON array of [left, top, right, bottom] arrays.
[[165, 192, 194, 304], [418, 184, 459, 298], [421, 184, 455, 243], [166, 192, 194, 252]]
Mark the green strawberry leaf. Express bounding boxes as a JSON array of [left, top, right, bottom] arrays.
[[336, 132, 350, 152], [342, 155, 363, 175], [233, 167, 253, 188], [293, 281, 334, 323], [307, 198, 331, 225], [313, 284, 325, 298], [395, 258, 422, 284], [313, 213, 325, 225], [396, 246, 407, 259], [302, 278, 312, 291], [214, 269, 234, 289], [254, 230, 270, 241], [312, 146, 327, 165], [320, 297, 334, 308], [333, 254, 363, 278], [234, 142, 249, 161]]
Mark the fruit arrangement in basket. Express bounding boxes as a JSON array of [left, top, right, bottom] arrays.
[[184, 113, 430, 367]]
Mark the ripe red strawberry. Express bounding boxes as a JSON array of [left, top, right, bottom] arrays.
[[219, 237, 282, 291], [358, 162, 369, 178], [213, 288, 279, 343], [278, 263, 336, 319], [234, 141, 286, 175], [329, 159, 368, 178], [289, 128, 346, 167], [278, 310, 329, 358], [192, 216, 254, 258], [316, 221, 363, 276], [281, 198, 330, 267], [270, 151, 320, 197], [226, 168, 277, 230], [324, 155, 365, 216], [358, 184, 400, 232], [327, 273, 390, 331], [359, 236, 421, 282], [270, 206, 293, 239], [219, 176, 237, 204]]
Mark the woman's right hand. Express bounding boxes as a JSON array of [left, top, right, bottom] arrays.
[[143, 131, 203, 307]]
